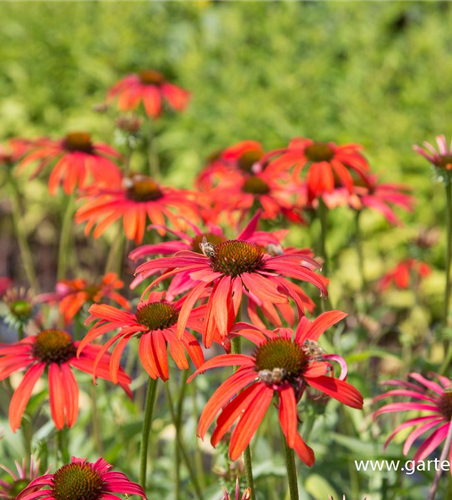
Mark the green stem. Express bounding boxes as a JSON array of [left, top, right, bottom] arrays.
[[105, 226, 125, 275], [318, 198, 329, 277], [56, 429, 70, 465], [91, 385, 104, 455], [191, 381, 206, 488], [174, 370, 189, 500], [230, 335, 256, 500], [164, 382, 204, 500], [139, 377, 159, 490], [355, 210, 366, 292], [440, 182, 452, 375], [282, 432, 299, 500], [57, 191, 76, 281], [148, 122, 160, 180], [8, 175, 39, 293]]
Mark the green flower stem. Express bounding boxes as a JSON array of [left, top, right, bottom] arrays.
[[57, 190, 76, 281], [191, 381, 206, 488], [428, 416, 452, 500], [91, 385, 104, 455], [139, 377, 159, 490], [440, 182, 452, 375], [105, 225, 125, 275], [318, 198, 329, 277], [56, 429, 70, 465], [355, 210, 366, 292], [163, 381, 204, 500], [8, 175, 39, 293], [174, 370, 190, 500], [148, 122, 160, 180], [282, 432, 299, 500], [231, 335, 256, 500]]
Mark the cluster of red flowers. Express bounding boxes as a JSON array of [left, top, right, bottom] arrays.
[[1, 66, 448, 500]]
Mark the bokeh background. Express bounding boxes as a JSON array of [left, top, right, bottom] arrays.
[[1, 2, 452, 499]]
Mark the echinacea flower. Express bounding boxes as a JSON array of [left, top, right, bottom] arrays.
[[37, 273, 129, 325], [135, 227, 328, 348], [78, 291, 205, 382], [1, 287, 34, 331], [414, 135, 452, 175], [76, 174, 200, 244], [0, 329, 132, 432], [188, 312, 363, 463], [208, 164, 304, 224], [129, 213, 316, 321], [221, 478, 251, 500], [16, 133, 122, 195], [0, 457, 42, 500], [374, 373, 452, 463], [266, 138, 370, 202], [16, 456, 146, 500], [380, 258, 431, 291], [314, 175, 414, 226], [107, 70, 189, 118], [197, 141, 266, 191]]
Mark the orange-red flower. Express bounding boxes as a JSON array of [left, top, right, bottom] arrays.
[[135, 231, 328, 348], [266, 138, 370, 202], [0, 329, 132, 432], [189, 312, 363, 463], [107, 70, 189, 118], [78, 291, 205, 382], [197, 141, 266, 191], [37, 273, 130, 325], [76, 174, 200, 244], [380, 258, 431, 291], [0, 139, 32, 166], [17, 457, 146, 500], [208, 165, 304, 224], [16, 132, 122, 195]]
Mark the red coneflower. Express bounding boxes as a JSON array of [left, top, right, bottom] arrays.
[[374, 373, 452, 464], [107, 70, 189, 118], [16, 456, 146, 500], [208, 165, 304, 224], [38, 273, 130, 325], [380, 258, 431, 291], [311, 175, 414, 226], [16, 133, 122, 195], [135, 229, 328, 348], [266, 138, 370, 202], [188, 312, 363, 463], [129, 214, 316, 322], [76, 174, 200, 244], [197, 141, 266, 191], [0, 457, 42, 500], [78, 291, 204, 382], [0, 139, 32, 166], [0, 329, 132, 432]]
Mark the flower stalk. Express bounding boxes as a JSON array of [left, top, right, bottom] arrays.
[[57, 190, 76, 281], [8, 174, 39, 293], [139, 376, 159, 489], [282, 432, 299, 500]]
